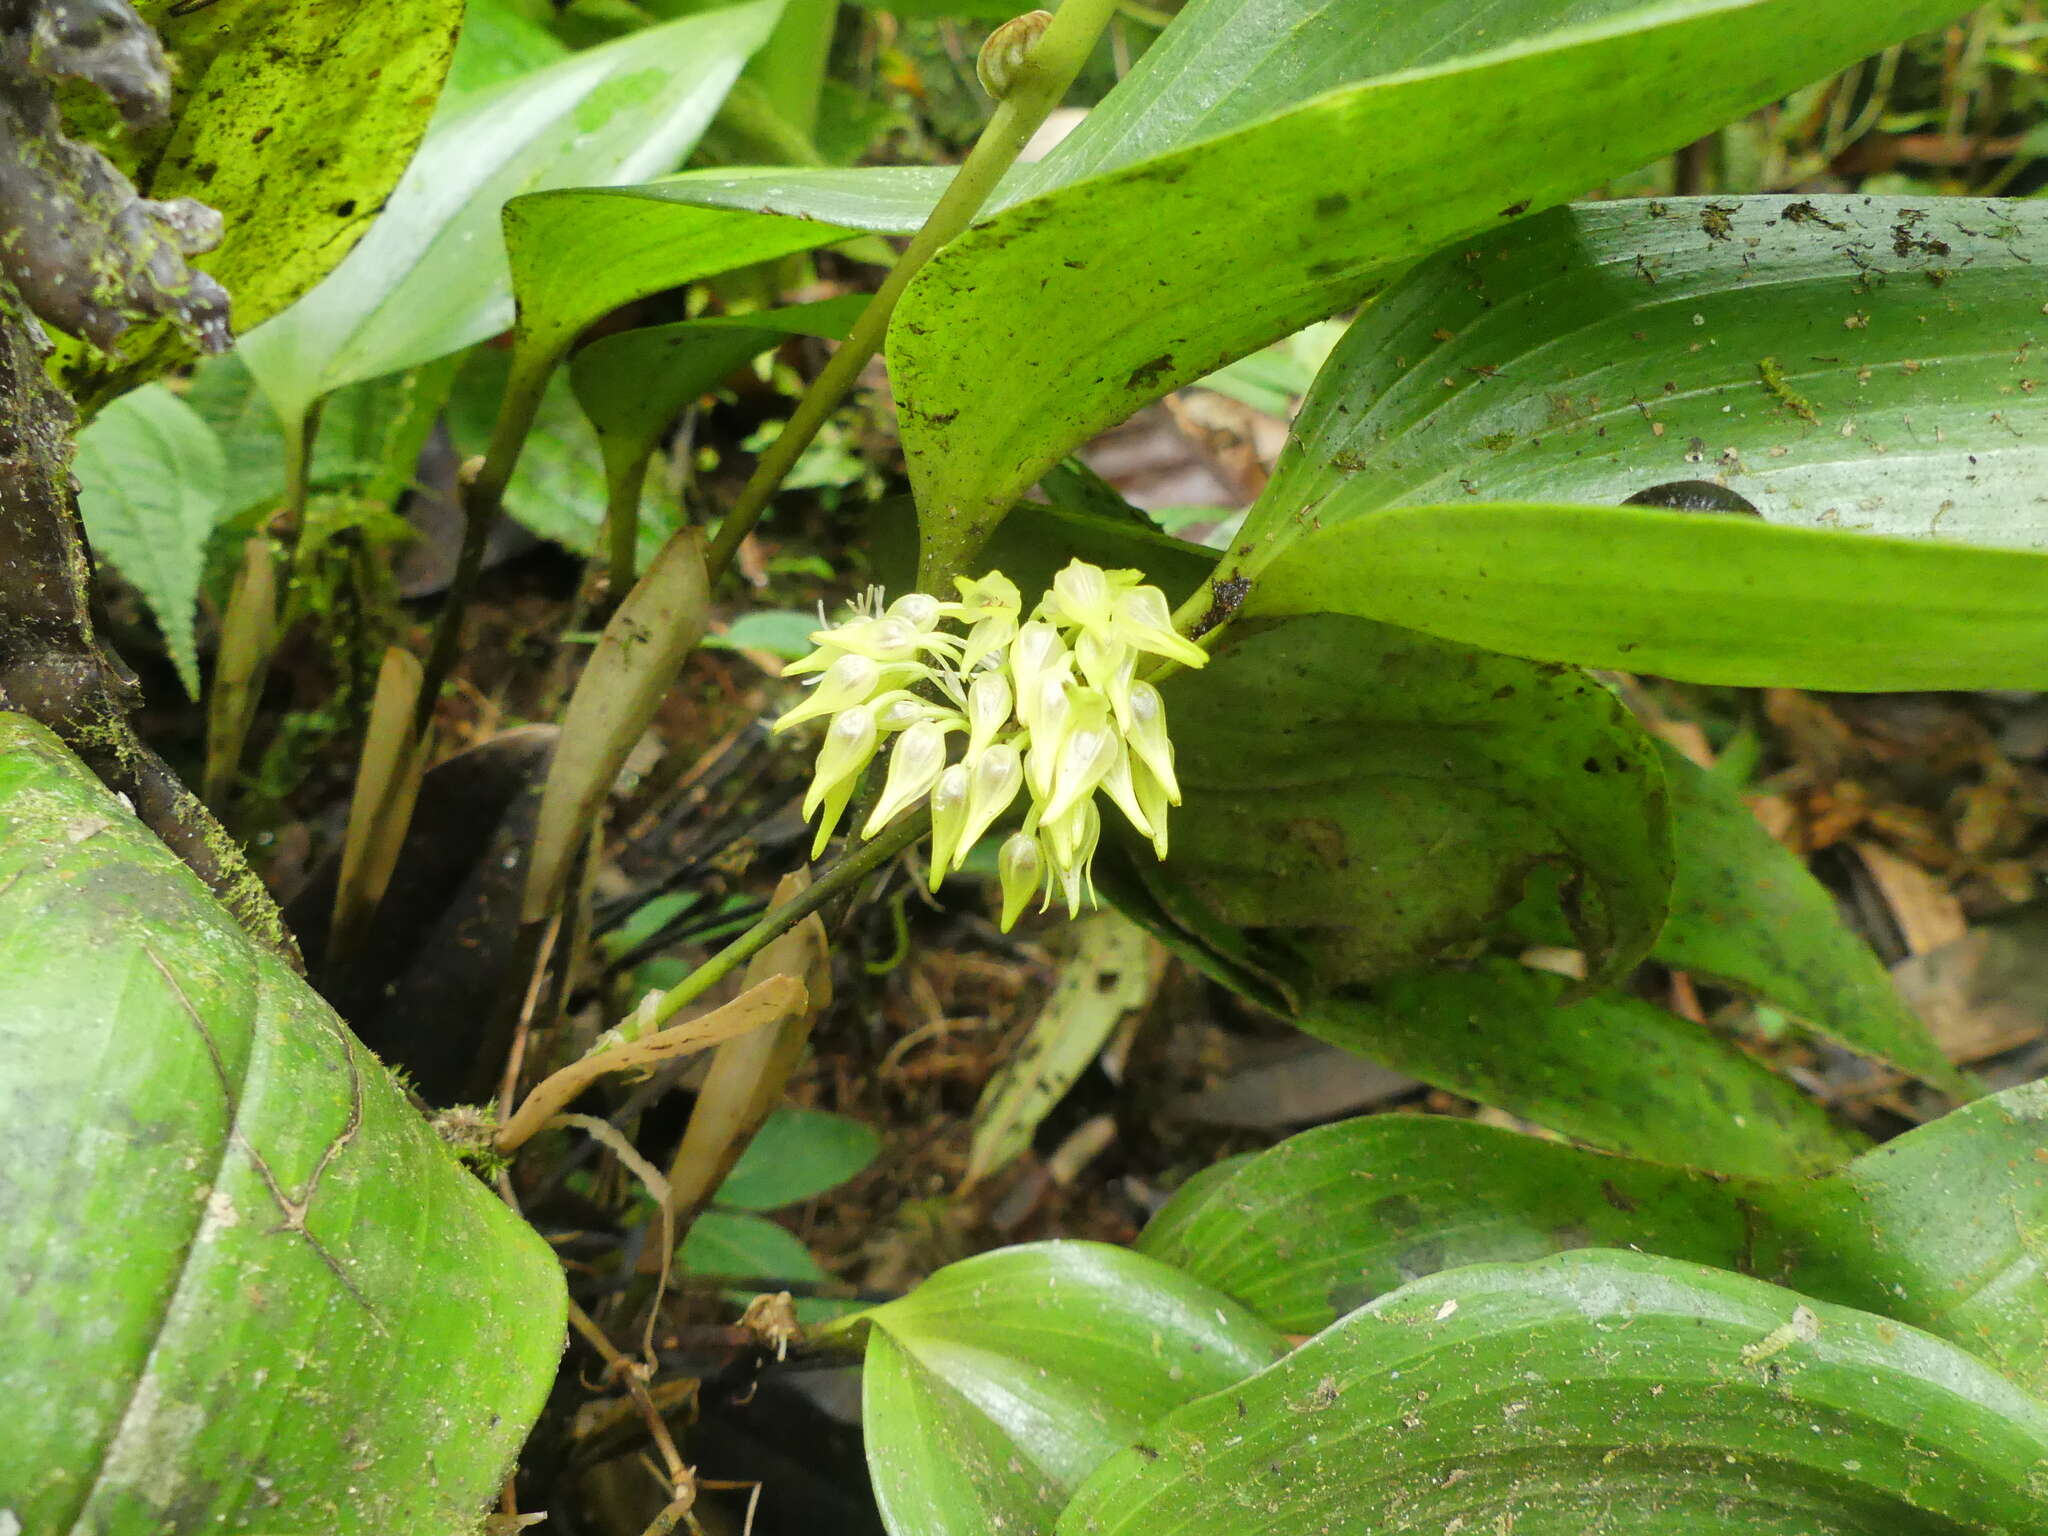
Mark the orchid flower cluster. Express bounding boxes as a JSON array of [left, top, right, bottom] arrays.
[[772, 560, 1207, 927]]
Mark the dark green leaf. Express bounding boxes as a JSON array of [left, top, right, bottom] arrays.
[[715, 1107, 881, 1211], [1060, 1250, 2048, 1536], [846, 1242, 1286, 1536], [1243, 501, 2048, 689], [1143, 613, 1672, 993], [1136, 1114, 1764, 1333], [72, 384, 229, 699], [568, 294, 865, 483], [1779, 1079, 2048, 1398], [679, 1207, 827, 1280], [504, 0, 1658, 412], [0, 717, 563, 1533], [1655, 742, 1965, 1094], [1246, 196, 2048, 563], [1135, 1080, 2048, 1394], [1299, 960, 1865, 1176], [239, 1, 784, 427], [894, 0, 1972, 582]]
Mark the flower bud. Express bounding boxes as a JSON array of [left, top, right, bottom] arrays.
[[1111, 585, 1208, 668], [1008, 620, 1065, 729], [954, 743, 1024, 864], [889, 592, 943, 631], [1123, 680, 1181, 802], [976, 9, 1051, 100], [1076, 627, 1137, 731], [802, 705, 880, 856], [774, 652, 882, 731], [1042, 799, 1101, 916], [1128, 752, 1173, 860], [926, 763, 971, 891], [967, 670, 1012, 757], [1050, 558, 1112, 629], [862, 720, 950, 838], [997, 831, 1043, 931], [1097, 739, 1154, 841], [1040, 692, 1116, 825]]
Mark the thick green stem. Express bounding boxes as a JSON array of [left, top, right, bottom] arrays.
[[413, 349, 557, 735], [642, 809, 926, 1030], [701, 0, 1120, 584], [602, 451, 644, 595], [277, 397, 324, 598]]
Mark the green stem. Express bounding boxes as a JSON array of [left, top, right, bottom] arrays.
[[277, 396, 324, 601], [602, 450, 645, 595], [643, 810, 927, 1030], [700, 0, 1120, 584], [413, 349, 557, 736]]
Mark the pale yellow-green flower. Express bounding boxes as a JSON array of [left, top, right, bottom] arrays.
[[773, 559, 1203, 925]]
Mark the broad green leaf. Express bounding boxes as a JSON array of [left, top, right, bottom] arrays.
[[894, 0, 1973, 583], [1137, 613, 1673, 994], [1298, 960, 1865, 1176], [1137, 1114, 1767, 1333], [1656, 743, 1965, 1094], [506, 0, 1631, 394], [59, 0, 463, 404], [239, 0, 784, 428], [499, 0, 1629, 403], [715, 1107, 881, 1211], [72, 384, 229, 699], [502, 167, 947, 383], [1059, 1250, 2048, 1536], [1135, 1082, 2048, 1392], [679, 1207, 828, 1280], [844, 1243, 1285, 1536], [0, 717, 563, 1534], [569, 294, 865, 486], [966, 911, 1155, 1187], [1245, 196, 2048, 566], [743, 0, 837, 136], [864, 1328, 1066, 1536], [1777, 1079, 2048, 1398], [1243, 501, 2048, 689], [1015, 0, 1656, 199]]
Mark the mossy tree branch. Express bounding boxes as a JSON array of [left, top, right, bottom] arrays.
[[0, 0, 293, 964]]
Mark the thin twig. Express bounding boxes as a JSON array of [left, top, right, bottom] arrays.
[[566, 1297, 693, 1496]]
